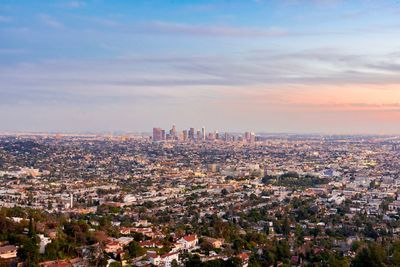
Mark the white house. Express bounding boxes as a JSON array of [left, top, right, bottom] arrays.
[[176, 234, 198, 250], [38, 234, 52, 254]]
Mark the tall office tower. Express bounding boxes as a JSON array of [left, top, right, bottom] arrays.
[[224, 132, 229, 142], [161, 130, 166, 140], [201, 127, 206, 141], [196, 130, 201, 141], [182, 130, 188, 141], [215, 131, 219, 140], [250, 132, 256, 143], [170, 124, 177, 139], [244, 132, 251, 142], [189, 128, 195, 140], [153, 127, 163, 141]]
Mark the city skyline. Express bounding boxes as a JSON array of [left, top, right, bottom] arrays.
[[152, 124, 257, 142], [1, 0, 400, 134]]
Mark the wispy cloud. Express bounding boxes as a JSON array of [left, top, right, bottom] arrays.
[[1, 48, 400, 96], [0, 48, 27, 55], [0, 16, 12, 23], [60, 1, 86, 9], [78, 16, 122, 27], [139, 21, 289, 37], [38, 14, 64, 29], [1, 48, 400, 109]]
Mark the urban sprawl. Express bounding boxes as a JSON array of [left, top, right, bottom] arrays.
[[1, 126, 400, 266]]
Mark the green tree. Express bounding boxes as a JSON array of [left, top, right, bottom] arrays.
[[109, 262, 122, 267], [126, 240, 145, 258], [18, 237, 40, 267], [351, 243, 386, 267]]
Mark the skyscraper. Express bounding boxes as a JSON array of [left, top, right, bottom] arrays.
[[201, 127, 206, 141], [182, 130, 188, 141], [244, 132, 250, 142], [170, 124, 177, 139], [189, 128, 195, 140], [196, 129, 201, 141], [153, 127, 163, 141], [161, 129, 166, 140], [250, 132, 256, 143]]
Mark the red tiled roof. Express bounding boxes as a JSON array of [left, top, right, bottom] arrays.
[[40, 260, 71, 267], [183, 234, 197, 242], [238, 253, 249, 260]]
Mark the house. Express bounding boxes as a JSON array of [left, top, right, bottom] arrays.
[[238, 253, 249, 267], [160, 251, 179, 267], [105, 241, 123, 253], [40, 259, 71, 267], [203, 237, 224, 249], [147, 251, 160, 266], [39, 258, 85, 267], [176, 234, 198, 250], [139, 240, 163, 248], [0, 245, 17, 259], [116, 237, 133, 247], [389, 201, 400, 212], [38, 234, 52, 254], [147, 251, 180, 267]]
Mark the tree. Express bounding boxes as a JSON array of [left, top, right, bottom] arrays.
[[171, 259, 179, 267], [18, 237, 40, 267], [328, 254, 349, 267], [109, 262, 122, 267], [200, 241, 214, 255], [282, 217, 290, 236], [351, 243, 386, 267], [276, 240, 290, 261], [28, 217, 36, 238], [126, 240, 145, 258]]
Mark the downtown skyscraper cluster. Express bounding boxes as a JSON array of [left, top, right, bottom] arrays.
[[152, 125, 256, 143]]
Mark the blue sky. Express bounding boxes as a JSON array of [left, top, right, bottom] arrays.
[[1, 0, 400, 133]]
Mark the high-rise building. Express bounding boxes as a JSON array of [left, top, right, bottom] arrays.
[[153, 127, 163, 141], [170, 124, 177, 139], [244, 132, 251, 142], [224, 132, 229, 142], [161, 129, 166, 140], [250, 132, 256, 143], [189, 128, 195, 140], [196, 129, 201, 141], [182, 130, 188, 141], [201, 127, 206, 141]]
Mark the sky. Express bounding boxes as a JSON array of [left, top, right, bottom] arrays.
[[1, 0, 400, 134]]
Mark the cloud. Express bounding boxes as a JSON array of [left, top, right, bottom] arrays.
[[60, 1, 86, 8], [0, 48, 27, 55], [0, 16, 12, 23], [290, 102, 400, 110], [2, 48, 400, 93], [139, 21, 289, 37], [38, 14, 63, 29], [79, 16, 122, 27], [1, 48, 400, 112]]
